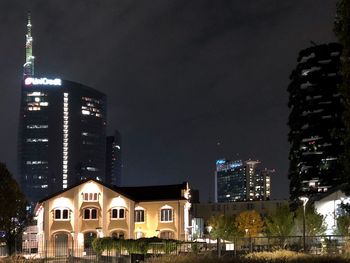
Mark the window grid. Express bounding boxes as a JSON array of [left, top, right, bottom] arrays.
[[111, 208, 126, 219], [83, 208, 98, 220], [160, 209, 173, 222], [135, 210, 145, 223], [53, 208, 70, 220]]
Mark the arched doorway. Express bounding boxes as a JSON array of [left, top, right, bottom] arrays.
[[84, 232, 97, 255], [111, 231, 125, 239], [54, 233, 68, 257], [160, 231, 174, 239]]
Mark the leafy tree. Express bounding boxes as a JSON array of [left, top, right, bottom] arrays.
[[208, 214, 242, 241], [334, 0, 350, 193], [235, 210, 264, 237], [294, 205, 326, 236], [265, 204, 294, 237], [336, 215, 350, 235], [265, 204, 294, 248], [0, 163, 30, 255]]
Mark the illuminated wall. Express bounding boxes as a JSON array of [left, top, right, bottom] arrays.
[[35, 180, 190, 257]]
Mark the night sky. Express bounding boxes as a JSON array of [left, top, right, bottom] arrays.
[[0, 1, 337, 201]]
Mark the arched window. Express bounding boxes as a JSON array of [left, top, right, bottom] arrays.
[[135, 209, 145, 223], [160, 205, 173, 222], [111, 207, 126, 219], [53, 208, 71, 220], [83, 208, 98, 220], [82, 192, 99, 202]]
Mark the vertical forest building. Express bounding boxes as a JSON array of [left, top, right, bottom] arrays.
[[288, 43, 344, 201]]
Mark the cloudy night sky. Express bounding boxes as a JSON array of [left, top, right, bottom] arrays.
[[0, 1, 338, 201]]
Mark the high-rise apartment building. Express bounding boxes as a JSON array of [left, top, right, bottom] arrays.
[[288, 43, 344, 201], [215, 159, 272, 202], [18, 13, 107, 203], [105, 130, 122, 186]]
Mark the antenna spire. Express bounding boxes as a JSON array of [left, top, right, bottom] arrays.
[[24, 11, 34, 76]]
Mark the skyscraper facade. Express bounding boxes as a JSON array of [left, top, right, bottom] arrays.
[[288, 43, 344, 201], [18, 14, 107, 203], [215, 159, 272, 203], [105, 130, 122, 186]]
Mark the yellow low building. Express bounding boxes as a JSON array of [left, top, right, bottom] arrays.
[[35, 179, 191, 257]]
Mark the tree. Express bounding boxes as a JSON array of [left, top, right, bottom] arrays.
[[0, 163, 30, 255], [208, 214, 242, 241], [265, 204, 294, 237], [294, 205, 326, 236], [334, 0, 350, 193], [336, 215, 350, 235], [265, 204, 294, 248], [235, 210, 264, 237]]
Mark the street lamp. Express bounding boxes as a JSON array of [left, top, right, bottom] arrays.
[[206, 226, 212, 251], [299, 196, 309, 252], [245, 228, 252, 253]]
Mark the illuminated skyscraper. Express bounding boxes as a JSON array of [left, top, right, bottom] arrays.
[[215, 159, 272, 202], [18, 14, 107, 203]]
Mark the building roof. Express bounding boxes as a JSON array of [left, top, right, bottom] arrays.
[[37, 178, 188, 204], [115, 182, 188, 202]]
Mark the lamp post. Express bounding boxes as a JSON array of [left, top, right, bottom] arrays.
[[206, 226, 212, 251], [299, 196, 309, 252]]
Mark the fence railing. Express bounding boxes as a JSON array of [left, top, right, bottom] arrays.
[[1, 235, 350, 262]]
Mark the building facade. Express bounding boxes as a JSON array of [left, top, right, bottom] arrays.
[[18, 78, 107, 203], [215, 159, 272, 202], [34, 179, 191, 258], [18, 15, 107, 203], [288, 43, 344, 201], [105, 130, 122, 186]]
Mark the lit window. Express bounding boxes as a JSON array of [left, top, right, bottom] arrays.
[[135, 210, 145, 223], [83, 208, 98, 220], [54, 208, 70, 220], [111, 208, 126, 219], [160, 208, 173, 222]]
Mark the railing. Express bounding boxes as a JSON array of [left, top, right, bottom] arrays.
[[1, 235, 350, 262]]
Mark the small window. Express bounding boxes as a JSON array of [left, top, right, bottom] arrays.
[[55, 210, 61, 219], [62, 209, 69, 219], [111, 208, 125, 219], [54, 208, 70, 220], [119, 209, 125, 218], [83, 208, 98, 220], [160, 209, 173, 222], [135, 210, 145, 223], [91, 209, 97, 219], [83, 192, 99, 202]]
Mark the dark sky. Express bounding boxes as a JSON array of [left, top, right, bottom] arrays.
[[0, 0, 337, 201]]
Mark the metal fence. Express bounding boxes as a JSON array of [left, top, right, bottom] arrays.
[[1, 235, 350, 262]]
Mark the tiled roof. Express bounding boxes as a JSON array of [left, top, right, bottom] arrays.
[[114, 182, 188, 202], [37, 178, 188, 204]]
